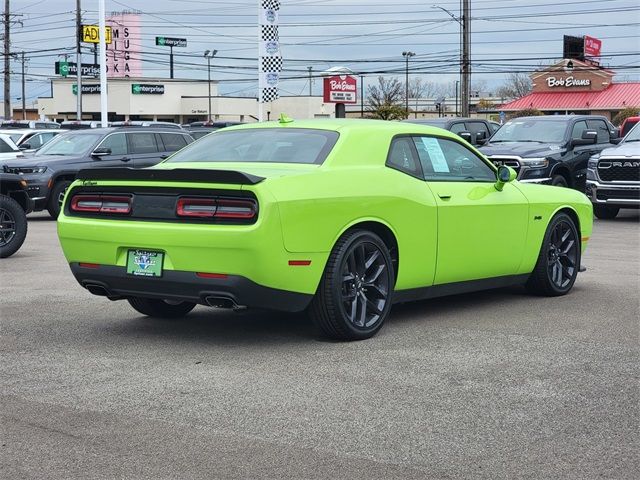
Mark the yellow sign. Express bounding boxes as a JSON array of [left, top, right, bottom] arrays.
[[81, 25, 112, 44]]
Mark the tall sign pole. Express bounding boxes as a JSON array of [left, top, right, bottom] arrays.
[[258, 0, 281, 122], [461, 0, 471, 117], [98, 0, 107, 126], [75, 0, 82, 121]]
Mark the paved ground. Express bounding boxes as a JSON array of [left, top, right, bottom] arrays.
[[1, 211, 638, 479]]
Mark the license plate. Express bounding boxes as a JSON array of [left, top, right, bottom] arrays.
[[126, 249, 164, 277]]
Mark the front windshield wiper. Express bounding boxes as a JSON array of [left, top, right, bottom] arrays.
[[623, 139, 640, 142]]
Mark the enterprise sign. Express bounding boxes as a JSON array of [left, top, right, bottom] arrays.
[[132, 84, 165, 95], [155, 36, 187, 48]]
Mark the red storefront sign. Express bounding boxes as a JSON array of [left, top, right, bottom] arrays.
[[323, 75, 357, 104], [584, 36, 601, 58]]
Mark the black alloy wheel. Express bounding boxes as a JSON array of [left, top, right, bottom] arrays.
[[0, 195, 28, 258], [526, 212, 580, 296], [311, 230, 394, 341], [340, 241, 390, 329], [547, 220, 578, 289]]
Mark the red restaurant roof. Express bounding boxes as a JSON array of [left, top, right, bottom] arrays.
[[500, 83, 640, 111]]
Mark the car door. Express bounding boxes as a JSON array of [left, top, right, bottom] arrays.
[[92, 132, 132, 167], [127, 132, 161, 168], [567, 120, 599, 189], [412, 135, 529, 285]]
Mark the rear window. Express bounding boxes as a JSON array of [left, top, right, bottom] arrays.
[[128, 132, 158, 154], [167, 128, 339, 165], [159, 133, 188, 152]]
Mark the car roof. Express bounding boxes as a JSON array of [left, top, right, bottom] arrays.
[[506, 115, 606, 122], [61, 127, 191, 135]]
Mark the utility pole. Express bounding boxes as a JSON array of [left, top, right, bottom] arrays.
[[170, 45, 174, 79], [20, 50, 25, 119], [461, 0, 471, 117], [98, 0, 107, 127], [76, 0, 82, 120], [360, 74, 364, 118], [307, 66, 312, 96], [3, 0, 11, 118]]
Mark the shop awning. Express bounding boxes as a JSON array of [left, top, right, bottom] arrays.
[[500, 83, 640, 111]]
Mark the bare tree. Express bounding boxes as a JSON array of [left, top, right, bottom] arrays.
[[366, 76, 407, 120], [496, 73, 532, 99]]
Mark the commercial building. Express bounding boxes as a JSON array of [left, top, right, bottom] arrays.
[[37, 77, 335, 124], [500, 59, 640, 119]]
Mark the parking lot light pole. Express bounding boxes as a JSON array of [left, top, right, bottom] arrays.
[[204, 49, 217, 123], [402, 51, 415, 117]]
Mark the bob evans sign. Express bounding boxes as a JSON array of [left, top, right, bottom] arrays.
[[546, 76, 591, 88], [323, 75, 357, 104]]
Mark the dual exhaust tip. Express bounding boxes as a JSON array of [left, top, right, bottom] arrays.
[[83, 283, 243, 310]]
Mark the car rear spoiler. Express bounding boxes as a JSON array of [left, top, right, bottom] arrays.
[[75, 167, 265, 185]]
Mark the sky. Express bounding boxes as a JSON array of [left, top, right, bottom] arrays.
[[3, 0, 640, 106]]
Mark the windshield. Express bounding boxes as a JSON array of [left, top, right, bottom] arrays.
[[35, 133, 101, 156], [624, 123, 640, 142], [489, 119, 567, 143], [168, 128, 339, 165]]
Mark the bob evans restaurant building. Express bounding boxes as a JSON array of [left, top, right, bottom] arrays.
[[501, 59, 640, 120]]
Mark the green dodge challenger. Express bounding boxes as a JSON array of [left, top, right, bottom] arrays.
[[57, 119, 593, 340]]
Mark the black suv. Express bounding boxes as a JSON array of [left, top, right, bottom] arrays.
[[404, 118, 501, 146], [1, 128, 193, 218], [586, 123, 640, 219], [480, 115, 619, 190]]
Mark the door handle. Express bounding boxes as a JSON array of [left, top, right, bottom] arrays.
[[120, 157, 131, 162], [438, 193, 452, 200]]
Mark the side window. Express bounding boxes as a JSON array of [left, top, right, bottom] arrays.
[[128, 133, 158, 154], [0, 138, 15, 152], [413, 136, 495, 182], [159, 133, 188, 152], [28, 134, 44, 148], [386, 137, 422, 178], [449, 122, 467, 134], [98, 133, 128, 155], [571, 121, 588, 140], [587, 119, 611, 143]]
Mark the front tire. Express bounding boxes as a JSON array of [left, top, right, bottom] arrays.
[[47, 180, 72, 219], [127, 297, 196, 318], [551, 175, 568, 188], [526, 212, 580, 296], [593, 205, 619, 219], [310, 230, 394, 341], [0, 195, 28, 258]]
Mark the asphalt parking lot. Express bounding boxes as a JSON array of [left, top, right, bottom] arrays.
[[1, 211, 638, 479]]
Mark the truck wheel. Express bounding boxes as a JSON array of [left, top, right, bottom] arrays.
[[310, 230, 394, 341], [0, 195, 28, 258], [593, 205, 619, 219], [551, 175, 568, 187], [47, 180, 72, 218], [127, 297, 196, 318], [526, 212, 580, 297]]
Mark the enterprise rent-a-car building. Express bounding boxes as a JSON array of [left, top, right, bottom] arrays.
[[38, 77, 333, 124]]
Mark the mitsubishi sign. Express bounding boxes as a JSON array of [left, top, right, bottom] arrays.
[[323, 75, 357, 104]]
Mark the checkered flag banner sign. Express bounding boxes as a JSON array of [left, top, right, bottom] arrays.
[[258, 0, 281, 103]]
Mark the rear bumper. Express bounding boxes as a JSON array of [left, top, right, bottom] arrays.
[[70, 263, 313, 312], [586, 180, 640, 207]]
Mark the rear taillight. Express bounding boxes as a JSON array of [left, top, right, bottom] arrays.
[[70, 194, 132, 214], [176, 197, 256, 220]]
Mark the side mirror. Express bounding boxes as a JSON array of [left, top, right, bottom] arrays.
[[610, 137, 622, 145], [19, 143, 31, 150], [611, 127, 620, 139], [91, 147, 111, 157], [495, 165, 517, 191], [571, 130, 597, 147], [475, 131, 487, 144], [458, 131, 472, 143]]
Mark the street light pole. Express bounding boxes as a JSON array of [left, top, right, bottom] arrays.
[[402, 51, 415, 117], [204, 49, 217, 123]]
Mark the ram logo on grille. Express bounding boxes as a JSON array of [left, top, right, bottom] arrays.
[[598, 161, 640, 169]]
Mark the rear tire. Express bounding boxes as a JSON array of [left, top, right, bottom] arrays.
[[127, 297, 196, 318], [526, 212, 580, 296], [593, 205, 619, 219], [310, 230, 394, 341], [0, 195, 28, 258], [47, 180, 72, 219]]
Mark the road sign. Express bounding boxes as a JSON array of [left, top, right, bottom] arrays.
[[499, 111, 506, 124], [55, 61, 100, 77], [131, 84, 165, 95], [81, 25, 112, 44], [323, 75, 357, 104], [155, 36, 187, 48]]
